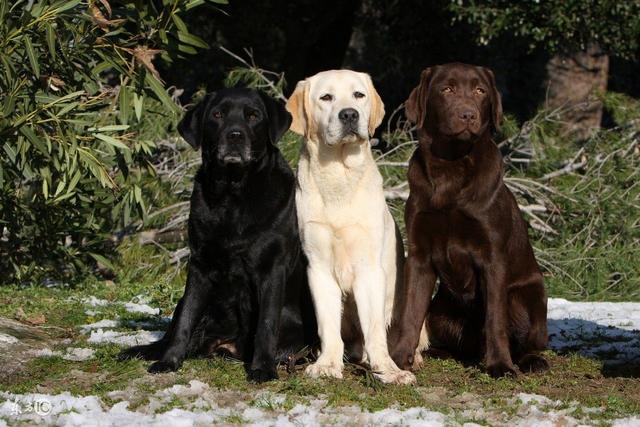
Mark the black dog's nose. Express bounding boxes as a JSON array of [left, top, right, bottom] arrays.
[[227, 130, 244, 142], [339, 108, 359, 123], [459, 110, 477, 121]]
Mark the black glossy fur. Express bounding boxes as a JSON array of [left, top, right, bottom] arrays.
[[118, 88, 316, 382]]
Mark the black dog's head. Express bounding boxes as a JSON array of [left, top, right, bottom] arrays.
[[405, 63, 503, 141], [178, 88, 292, 168]]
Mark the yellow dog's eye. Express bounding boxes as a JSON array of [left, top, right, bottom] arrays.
[[320, 94, 333, 101], [353, 91, 365, 99], [475, 87, 486, 95], [442, 87, 453, 94], [213, 111, 223, 119]]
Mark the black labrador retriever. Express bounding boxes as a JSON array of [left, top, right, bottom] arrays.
[[119, 88, 316, 382]]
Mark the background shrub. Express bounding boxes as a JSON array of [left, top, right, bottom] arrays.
[[0, 0, 224, 283]]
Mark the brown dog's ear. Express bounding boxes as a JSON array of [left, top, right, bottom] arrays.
[[364, 73, 385, 136], [405, 68, 433, 129], [286, 80, 308, 136], [481, 67, 503, 131]]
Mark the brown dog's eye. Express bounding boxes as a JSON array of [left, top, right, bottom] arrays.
[[475, 87, 486, 95], [353, 91, 365, 99], [442, 87, 453, 94], [320, 94, 333, 101], [213, 111, 223, 119]]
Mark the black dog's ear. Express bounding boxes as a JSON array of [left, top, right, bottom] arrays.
[[480, 67, 503, 132], [178, 93, 215, 149], [405, 67, 434, 129], [258, 91, 292, 144]]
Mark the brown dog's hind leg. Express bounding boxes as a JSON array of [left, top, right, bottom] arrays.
[[426, 286, 483, 362], [508, 281, 549, 373]]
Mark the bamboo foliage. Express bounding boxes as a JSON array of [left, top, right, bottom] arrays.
[[0, 0, 225, 282]]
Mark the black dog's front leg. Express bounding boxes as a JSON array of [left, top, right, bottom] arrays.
[[247, 262, 287, 382], [148, 259, 211, 373]]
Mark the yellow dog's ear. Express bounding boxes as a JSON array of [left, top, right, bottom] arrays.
[[364, 74, 385, 136], [286, 80, 308, 136]]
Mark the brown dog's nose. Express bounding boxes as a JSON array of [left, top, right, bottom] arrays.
[[459, 110, 477, 121], [339, 108, 359, 124]]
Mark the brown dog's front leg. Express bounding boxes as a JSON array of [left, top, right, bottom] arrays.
[[482, 263, 517, 378], [389, 253, 436, 371]]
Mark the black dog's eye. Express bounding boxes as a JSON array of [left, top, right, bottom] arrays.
[[213, 111, 223, 119], [246, 111, 259, 121], [353, 91, 365, 99], [442, 87, 453, 94], [320, 94, 333, 101], [475, 87, 486, 95]]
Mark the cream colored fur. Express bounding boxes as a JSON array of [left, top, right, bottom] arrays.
[[287, 70, 415, 384]]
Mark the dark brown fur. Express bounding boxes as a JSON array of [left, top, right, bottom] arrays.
[[389, 63, 549, 377]]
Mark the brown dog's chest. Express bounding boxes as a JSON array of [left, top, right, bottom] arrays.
[[420, 209, 490, 297]]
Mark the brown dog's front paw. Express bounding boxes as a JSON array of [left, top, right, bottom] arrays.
[[390, 349, 414, 371], [518, 354, 549, 374], [486, 361, 517, 378]]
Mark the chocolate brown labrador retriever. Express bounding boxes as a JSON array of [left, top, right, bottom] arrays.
[[389, 63, 549, 377]]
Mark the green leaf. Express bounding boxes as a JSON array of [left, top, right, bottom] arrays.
[[177, 43, 198, 55], [94, 133, 130, 151], [184, 0, 205, 10], [133, 92, 144, 121], [89, 124, 130, 132], [176, 31, 209, 49], [208, 0, 228, 4], [119, 85, 131, 125], [171, 13, 188, 33], [88, 252, 115, 271], [24, 36, 40, 77], [19, 126, 49, 156], [144, 72, 180, 114], [45, 23, 56, 60], [50, 0, 82, 14]]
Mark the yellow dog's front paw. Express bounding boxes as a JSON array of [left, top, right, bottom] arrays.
[[375, 368, 416, 385], [305, 361, 343, 379]]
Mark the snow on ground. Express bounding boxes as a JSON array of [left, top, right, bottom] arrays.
[[2, 297, 640, 426], [30, 347, 95, 362], [547, 298, 640, 366]]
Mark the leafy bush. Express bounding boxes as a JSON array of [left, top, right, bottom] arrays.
[[0, 0, 225, 284], [450, 0, 640, 58]]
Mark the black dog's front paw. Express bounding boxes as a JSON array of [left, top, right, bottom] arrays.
[[148, 359, 181, 374], [486, 361, 518, 378], [247, 366, 278, 383], [118, 344, 161, 361]]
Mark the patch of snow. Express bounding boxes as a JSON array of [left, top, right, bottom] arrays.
[[87, 329, 163, 346], [0, 333, 19, 345], [547, 298, 640, 365], [63, 348, 95, 362], [614, 417, 640, 427], [516, 393, 553, 406], [31, 348, 58, 357], [30, 347, 95, 362], [80, 319, 120, 332], [123, 302, 160, 316], [82, 296, 110, 307]]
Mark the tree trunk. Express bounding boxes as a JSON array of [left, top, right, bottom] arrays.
[[545, 44, 609, 140]]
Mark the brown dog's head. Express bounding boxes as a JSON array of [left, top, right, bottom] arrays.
[[405, 63, 502, 141]]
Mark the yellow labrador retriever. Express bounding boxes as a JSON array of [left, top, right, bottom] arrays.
[[286, 70, 415, 384]]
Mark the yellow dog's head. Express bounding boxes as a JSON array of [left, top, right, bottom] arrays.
[[286, 70, 385, 146]]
